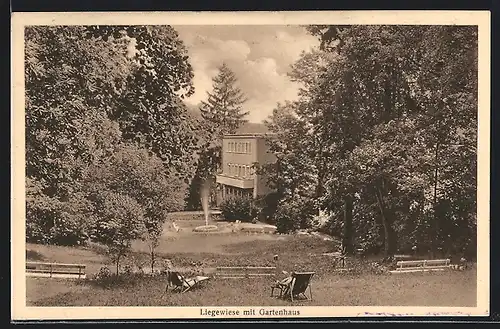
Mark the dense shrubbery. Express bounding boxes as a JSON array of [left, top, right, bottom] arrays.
[[274, 202, 301, 233], [274, 195, 318, 233], [220, 196, 257, 222], [254, 192, 281, 224], [26, 179, 92, 246]]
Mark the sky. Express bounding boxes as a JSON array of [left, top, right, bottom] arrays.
[[174, 25, 319, 123]]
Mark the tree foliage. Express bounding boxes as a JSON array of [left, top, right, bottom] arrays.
[[263, 25, 477, 259], [85, 26, 200, 180], [200, 63, 249, 136], [25, 25, 200, 250], [90, 191, 146, 275], [84, 143, 187, 271]]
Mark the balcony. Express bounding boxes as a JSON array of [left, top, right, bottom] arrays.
[[216, 174, 254, 189]]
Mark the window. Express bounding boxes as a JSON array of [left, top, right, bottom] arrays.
[[248, 142, 252, 154], [238, 165, 242, 177], [245, 143, 249, 153]]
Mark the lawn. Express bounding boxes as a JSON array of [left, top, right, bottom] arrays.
[[27, 269, 476, 307], [25, 218, 477, 307]]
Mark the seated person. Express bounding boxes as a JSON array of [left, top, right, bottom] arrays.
[[277, 271, 293, 285], [274, 270, 293, 295]]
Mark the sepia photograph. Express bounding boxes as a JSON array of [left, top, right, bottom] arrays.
[[11, 11, 490, 320]]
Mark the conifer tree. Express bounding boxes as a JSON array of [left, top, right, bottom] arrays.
[[200, 63, 249, 136], [185, 63, 249, 210]]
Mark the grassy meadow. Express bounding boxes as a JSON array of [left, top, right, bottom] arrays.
[[26, 216, 477, 307]]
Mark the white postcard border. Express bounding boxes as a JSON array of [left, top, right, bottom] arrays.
[[11, 10, 491, 320]]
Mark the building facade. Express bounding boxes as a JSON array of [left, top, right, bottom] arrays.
[[215, 133, 276, 206]]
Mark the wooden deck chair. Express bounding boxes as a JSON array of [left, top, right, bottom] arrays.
[[271, 271, 315, 302], [165, 271, 210, 293]]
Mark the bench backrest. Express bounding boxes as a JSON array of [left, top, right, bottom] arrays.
[[26, 261, 86, 278], [396, 259, 450, 268]]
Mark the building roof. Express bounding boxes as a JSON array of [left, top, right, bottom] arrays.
[[224, 122, 275, 138], [235, 122, 270, 134], [224, 134, 276, 139]]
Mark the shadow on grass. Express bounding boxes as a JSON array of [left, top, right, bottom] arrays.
[[26, 249, 45, 261]]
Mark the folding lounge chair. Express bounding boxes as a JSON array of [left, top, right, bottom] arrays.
[[165, 271, 210, 293], [271, 271, 315, 302]]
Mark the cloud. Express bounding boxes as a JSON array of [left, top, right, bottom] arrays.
[[175, 25, 319, 122]]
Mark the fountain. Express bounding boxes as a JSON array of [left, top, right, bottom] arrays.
[[193, 179, 219, 233]]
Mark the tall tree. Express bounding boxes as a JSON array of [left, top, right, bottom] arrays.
[[25, 25, 202, 246], [200, 63, 249, 136], [185, 63, 249, 210], [262, 101, 317, 201], [25, 26, 132, 245], [266, 25, 477, 259], [307, 25, 477, 258]]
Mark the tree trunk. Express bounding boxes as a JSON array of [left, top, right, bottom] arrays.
[[150, 247, 155, 274], [386, 210, 398, 256], [431, 141, 440, 258], [373, 207, 386, 254], [374, 184, 396, 259], [342, 195, 354, 254], [116, 254, 121, 276], [315, 172, 325, 200]]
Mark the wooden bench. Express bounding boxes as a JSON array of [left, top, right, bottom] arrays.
[[390, 259, 451, 274], [26, 261, 86, 279], [214, 266, 276, 279]]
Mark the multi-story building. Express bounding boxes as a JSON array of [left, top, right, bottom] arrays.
[[215, 126, 276, 206]]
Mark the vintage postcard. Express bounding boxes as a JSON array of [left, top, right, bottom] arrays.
[[11, 10, 491, 320]]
